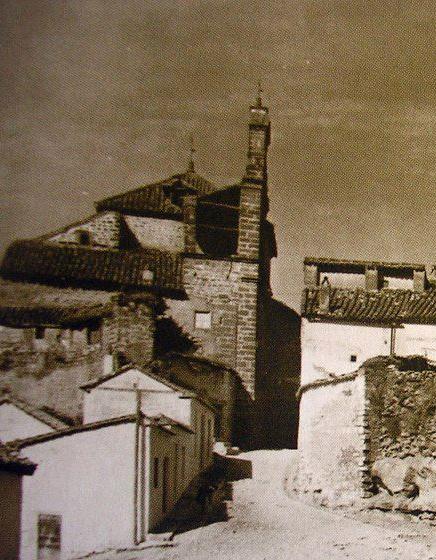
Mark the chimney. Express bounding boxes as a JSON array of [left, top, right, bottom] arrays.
[[365, 266, 381, 291]]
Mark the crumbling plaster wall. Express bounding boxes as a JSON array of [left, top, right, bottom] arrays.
[[296, 374, 367, 507]]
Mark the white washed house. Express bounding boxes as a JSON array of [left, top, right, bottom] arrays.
[[11, 366, 215, 559]]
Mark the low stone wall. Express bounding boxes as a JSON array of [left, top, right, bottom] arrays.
[[364, 356, 436, 514], [365, 357, 436, 461]]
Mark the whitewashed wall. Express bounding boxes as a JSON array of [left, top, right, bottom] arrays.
[[0, 404, 54, 442], [301, 319, 436, 385], [20, 423, 136, 560]]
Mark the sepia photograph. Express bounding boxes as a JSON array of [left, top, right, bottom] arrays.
[[0, 1, 435, 559]]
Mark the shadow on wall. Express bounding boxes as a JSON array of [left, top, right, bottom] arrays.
[[257, 300, 301, 449], [156, 456, 252, 537]]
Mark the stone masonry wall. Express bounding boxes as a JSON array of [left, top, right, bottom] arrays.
[[123, 216, 184, 252], [102, 298, 155, 366], [365, 357, 436, 462], [49, 212, 121, 248], [167, 258, 241, 370]]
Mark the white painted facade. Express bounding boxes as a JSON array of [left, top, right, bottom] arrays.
[[20, 422, 137, 560], [82, 367, 214, 435], [18, 411, 211, 560], [0, 403, 55, 442], [301, 318, 436, 385]]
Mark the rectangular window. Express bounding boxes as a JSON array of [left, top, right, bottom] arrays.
[[38, 514, 61, 560], [153, 458, 159, 488], [350, 354, 357, 363], [35, 327, 45, 340], [194, 311, 211, 330]]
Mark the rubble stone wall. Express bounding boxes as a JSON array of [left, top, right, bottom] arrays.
[[365, 358, 436, 462]]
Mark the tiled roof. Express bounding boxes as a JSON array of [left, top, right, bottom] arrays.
[[303, 287, 436, 324], [80, 364, 196, 397], [304, 257, 426, 276], [0, 443, 36, 475], [0, 280, 114, 327], [96, 171, 215, 217], [0, 240, 183, 292], [0, 393, 69, 430], [12, 414, 176, 449]]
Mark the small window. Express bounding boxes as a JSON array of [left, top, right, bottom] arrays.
[[195, 311, 211, 330], [38, 514, 61, 560], [86, 321, 102, 345], [153, 458, 159, 488], [35, 327, 45, 340], [350, 354, 357, 363], [75, 229, 91, 245]]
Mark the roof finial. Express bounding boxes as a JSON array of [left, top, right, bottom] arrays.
[[187, 133, 195, 173], [256, 80, 263, 107]]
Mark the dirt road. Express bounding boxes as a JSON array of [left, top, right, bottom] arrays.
[[100, 450, 436, 560]]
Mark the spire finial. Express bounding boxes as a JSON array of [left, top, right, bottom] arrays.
[[187, 133, 195, 173], [256, 80, 263, 107]]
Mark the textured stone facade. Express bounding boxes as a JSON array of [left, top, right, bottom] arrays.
[[49, 211, 121, 248]]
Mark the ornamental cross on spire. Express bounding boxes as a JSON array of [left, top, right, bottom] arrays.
[[187, 133, 195, 173]]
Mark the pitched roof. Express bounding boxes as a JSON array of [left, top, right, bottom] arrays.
[[11, 415, 139, 449], [162, 352, 238, 375], [0, 443, 36, 475], [0, 280, 114, 327], [0, 394, 69, 430], [303, 287, 436, 325], [0, 240, 183, 292], [80, 364, 217, 411], [80, 364, 196, 397], [11, 413, 178, 449], [304, 257, 426, 277], [96, 171, 215, 218]]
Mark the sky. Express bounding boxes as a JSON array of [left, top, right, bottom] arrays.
[[1, 0, 436, 310]]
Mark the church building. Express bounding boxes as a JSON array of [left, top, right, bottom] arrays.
[[0, 97, 299, 449]]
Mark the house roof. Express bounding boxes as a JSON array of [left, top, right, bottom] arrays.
[[80, 363, 196, 396], [95, 171, 215, 218], [153, 414, 195, 434], [0, 393, 69, 430], [304, 257, 426, 277], [162, 352, 238, 376], [11, 414, 139, 449], [0, 240, 183, 292], [80, 364, 217, 411], [303, 286, 436, 325], [0, 280, 115, 327], [0, 443, 36, 475], [11, 413, 182, 449]]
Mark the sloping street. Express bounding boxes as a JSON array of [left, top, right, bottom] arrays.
[[93, 450, 435, 560]]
